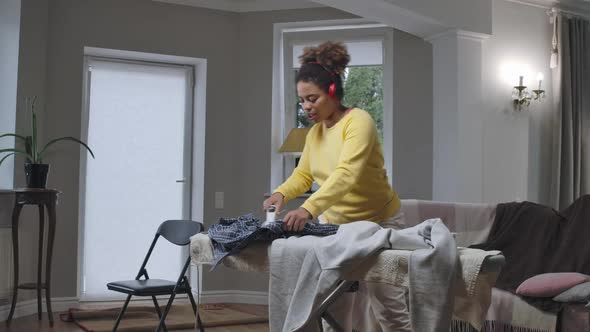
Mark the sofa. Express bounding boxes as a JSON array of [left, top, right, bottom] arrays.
[[400, 199, 589, 332]]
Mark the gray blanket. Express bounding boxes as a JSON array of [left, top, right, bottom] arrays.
[[269, 219, 457, 332]]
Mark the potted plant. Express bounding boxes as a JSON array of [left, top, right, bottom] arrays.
[[0, 96, 94, 188]]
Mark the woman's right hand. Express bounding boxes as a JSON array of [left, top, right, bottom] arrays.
[[263, 192, 285, 214]]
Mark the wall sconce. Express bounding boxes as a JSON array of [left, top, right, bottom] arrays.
[[512, 73, 545, 111], [532, 72, 546, 101]]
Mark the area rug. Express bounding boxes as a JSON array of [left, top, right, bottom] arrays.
[[60, 304, 268, 332]]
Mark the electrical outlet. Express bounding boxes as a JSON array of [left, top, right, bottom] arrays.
[[215, 192, 224, 209]]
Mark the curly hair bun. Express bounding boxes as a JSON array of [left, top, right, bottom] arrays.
[[299, 41, 350, 75]]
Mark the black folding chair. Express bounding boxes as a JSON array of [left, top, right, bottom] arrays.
[[106, 220, 205, 332]]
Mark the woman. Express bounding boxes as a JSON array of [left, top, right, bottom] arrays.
[[263, 41, 410, 331]]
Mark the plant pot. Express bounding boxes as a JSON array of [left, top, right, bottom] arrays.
[[25, 163, 50, 188]]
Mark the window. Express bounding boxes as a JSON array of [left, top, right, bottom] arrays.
[[79, 47, 207, 300], [296, 65, 384, 142], [271, 21, 394, 192], [81, 58, 192, 300]]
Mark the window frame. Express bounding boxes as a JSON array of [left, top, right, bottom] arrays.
[[79, 47, 207, 301], [270, 20, 394, 193]]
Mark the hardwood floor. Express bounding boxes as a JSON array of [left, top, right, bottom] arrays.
[[0, 302, 269, 332]]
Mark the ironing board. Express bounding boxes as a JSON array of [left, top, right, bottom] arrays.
[[190, 233, 504, 331]]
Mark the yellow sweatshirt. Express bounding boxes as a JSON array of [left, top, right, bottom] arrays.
[[274, 108, 400, 225]]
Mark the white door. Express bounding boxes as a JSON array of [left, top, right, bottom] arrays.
[[79, 57, 194, 300]]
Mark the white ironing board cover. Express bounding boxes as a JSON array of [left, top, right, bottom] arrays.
[[190, 233, 501, 329]]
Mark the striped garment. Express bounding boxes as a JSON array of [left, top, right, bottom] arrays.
[[208, 213, 338, 269]]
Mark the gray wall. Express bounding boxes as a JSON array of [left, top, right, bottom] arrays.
[[481, 0, 554, 204], [27, 0, 242, 298], [0, 0, 42, 304], [387, 0, 492, 35], [15, 0, 360, 297], [392, 30, 433, 200], [204, 8, 359, 292], [11, 0, 433, 297], [0, 0, 21, 189], [15, 0, 50, 190]]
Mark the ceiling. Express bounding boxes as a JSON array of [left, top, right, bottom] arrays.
[[511, 0, 590, 14], [152, 0, 590, 24], [152, 0, 324, 12]]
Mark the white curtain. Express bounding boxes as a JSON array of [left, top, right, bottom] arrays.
[[82, 59, 190, 300]]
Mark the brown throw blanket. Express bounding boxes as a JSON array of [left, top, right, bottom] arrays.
[[471, 195, 590, 312]]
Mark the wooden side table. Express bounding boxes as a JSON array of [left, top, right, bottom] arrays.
[[4, 188, 60, 327]]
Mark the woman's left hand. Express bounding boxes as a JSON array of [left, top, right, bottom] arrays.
[[283, 207, 312, 232]]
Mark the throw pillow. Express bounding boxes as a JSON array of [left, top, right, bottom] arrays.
[[553, 281, 590, 303], [516, 272, 590, 297]]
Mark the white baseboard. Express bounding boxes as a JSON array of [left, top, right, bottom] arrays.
[[200, 290, 268, 305], [0, 297, 79, 321]]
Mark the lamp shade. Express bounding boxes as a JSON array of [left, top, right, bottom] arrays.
[[279, 127, 310, 153]]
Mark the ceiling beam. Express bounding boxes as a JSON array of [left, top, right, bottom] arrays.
[[153, 0, 324, 13], [310, 0, 492, 38]]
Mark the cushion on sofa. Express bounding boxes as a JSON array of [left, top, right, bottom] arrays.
[[516, 273, 590, 297], [553, 281, 590, 302]]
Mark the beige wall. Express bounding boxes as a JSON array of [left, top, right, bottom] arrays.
[[10, 0, 433, 298]]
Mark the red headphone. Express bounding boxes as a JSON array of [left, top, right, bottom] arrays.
[[328, 83, 336, 99], [311, 62, 338, 99]]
